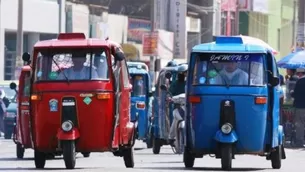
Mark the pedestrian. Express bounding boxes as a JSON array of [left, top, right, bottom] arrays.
[[285, 69, 298, 102], [291, 68, 305, 147], [0, 90, 8, 136]]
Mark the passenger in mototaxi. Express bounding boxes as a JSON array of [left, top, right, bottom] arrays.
[[212, 61, 249, 85], [168, 70, 187, 146], [57, 53, 99, 80]]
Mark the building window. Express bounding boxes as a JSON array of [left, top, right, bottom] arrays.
[[230, 12, 235, 35]]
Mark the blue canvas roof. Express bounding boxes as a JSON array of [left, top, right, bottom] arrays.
[[192, 36, 269, 53]]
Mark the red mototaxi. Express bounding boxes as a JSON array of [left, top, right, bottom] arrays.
[[21, 33, 135, 169]]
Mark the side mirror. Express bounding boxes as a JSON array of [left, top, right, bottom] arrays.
[[114, 48, 125, 61], [22, 52, 31, 62], [269, 76, 280, 87], [10, 82, 17, 90], [160, 84, 167, 91], [165, 72, 172, 79]]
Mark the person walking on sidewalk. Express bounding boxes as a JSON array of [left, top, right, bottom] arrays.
[[291, 68, 305, 147]]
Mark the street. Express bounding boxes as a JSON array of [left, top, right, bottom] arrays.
[[0, 137, 304, 172]]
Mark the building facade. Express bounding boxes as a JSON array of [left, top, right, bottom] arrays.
[[0, 0, 65, 80]]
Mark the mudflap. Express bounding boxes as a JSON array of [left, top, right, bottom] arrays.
[[126, 122, 136, 146], [278, 125, 286, 159], [56, 128, 80, 141], [214, 130, 238, 143]]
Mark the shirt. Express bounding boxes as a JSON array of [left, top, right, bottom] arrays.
[[292, 77, 305, 108], [214, 68, 249, 85], [57, 67, 99, 80]]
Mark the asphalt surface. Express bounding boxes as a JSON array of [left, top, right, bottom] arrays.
[[0, 136, 304, 172]]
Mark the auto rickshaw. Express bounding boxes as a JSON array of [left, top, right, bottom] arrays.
[[149, 63, 188, 154], [10, 66, 32, 159], [127, 62, 153, 148], [21, 33, 135, 169], [184, 36, 286, 170]]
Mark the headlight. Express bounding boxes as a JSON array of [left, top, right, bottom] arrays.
[[221, 123, 232, 134], [61, 121, 73, 132]]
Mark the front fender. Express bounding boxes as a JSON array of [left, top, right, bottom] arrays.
[[214, 130, 238, 143], [126, 122, 135, 145], [56, 128, 80, 141], [278, 125, 284, 145]]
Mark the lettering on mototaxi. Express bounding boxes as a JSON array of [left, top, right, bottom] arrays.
[[209, 55, 250, 61]]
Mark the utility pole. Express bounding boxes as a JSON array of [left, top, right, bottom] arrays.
[[296, 0, 305, 50], [292, 0, 297, 47], [200, 0, 214, 43], [15, 0, 23, 79], [235, 0, 240, 35], [150, 0, 155, 85], [58, 0, 62, 33]]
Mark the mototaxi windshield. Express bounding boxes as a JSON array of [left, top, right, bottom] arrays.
[[34, 48, 109, 82], [191, 53, 266, 86]]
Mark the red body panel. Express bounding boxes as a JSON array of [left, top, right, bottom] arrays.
[[32, 82, 115, 152], [16, 67, 32, 149]]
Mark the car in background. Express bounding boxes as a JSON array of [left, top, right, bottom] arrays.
[[0, 80, 18, 139]]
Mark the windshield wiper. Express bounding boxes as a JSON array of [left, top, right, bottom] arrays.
[[210, 62, 230, 88], [52, 59, 70, 84]]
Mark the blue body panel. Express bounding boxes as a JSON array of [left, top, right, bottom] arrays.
[[185, 36, 283, 155]]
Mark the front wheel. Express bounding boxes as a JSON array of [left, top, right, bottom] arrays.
[[271, 145, 282, 169], [16, 143, 25, 159], [123, 148, 134, 168], [183, 148, 195, 168], [152, 138, 161, 154], [62, 141, 76, 169], [221, 144, 233, 170], [176, 128, 184, 154], [34, 150, 46, 169]]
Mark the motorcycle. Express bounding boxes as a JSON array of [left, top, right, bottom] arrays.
[[160, 84, 185, 154]]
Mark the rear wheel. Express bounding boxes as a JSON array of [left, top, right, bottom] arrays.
[[4, 130, 12, 139], [62, 141, 76, 169], [152, 138, 161, 154], [34, 150, 46, 169], [183, 148, 195, 168], [146, 131, 153, 149], [16, 143, 25, 159], [176, 128, 185, 154], [81, 152, 90, 158], [271, 145, 282, 169], [123, 148, 134, 168], [221, 144, 233, 170]]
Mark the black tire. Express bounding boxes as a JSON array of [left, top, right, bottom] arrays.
[[183, 148, 195, 168], [221, 144, 233, 170], [16, 143, 25, 159], [177, 128, 184, 154], [34, 150, 46, 169], [46, 153, 55, 159], [123, 148, 134, 168], [4, 131, 12, 139], [82, 152, 90, 158], [152, 138, 161, 154], [146, 131, 153, 149], [62, 141, 76, 169], [271, 145, 282, 169]]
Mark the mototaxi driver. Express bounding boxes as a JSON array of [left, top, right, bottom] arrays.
[[57, 54, 98, 80], [213, 61, 248, 85], [168, 66, 187, 145]]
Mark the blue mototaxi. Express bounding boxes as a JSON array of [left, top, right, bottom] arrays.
[[184, 36, 286, 170], [127, 62, 153, 147], [150, 63, 188, 154]]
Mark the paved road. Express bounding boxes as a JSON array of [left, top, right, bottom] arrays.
[[0, 136, 304, 172]]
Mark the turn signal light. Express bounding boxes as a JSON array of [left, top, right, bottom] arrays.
[[97, 93, 110, 100], [30, 94, 41, 100], [255, 96, 267, 104], [189, 96, 201, 103], [136, 102, 145, 109]]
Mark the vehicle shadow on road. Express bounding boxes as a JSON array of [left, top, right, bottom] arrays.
[[0, 157, 62, 161], [0, 167, 86, 170], [138, 167, 267, 171]]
